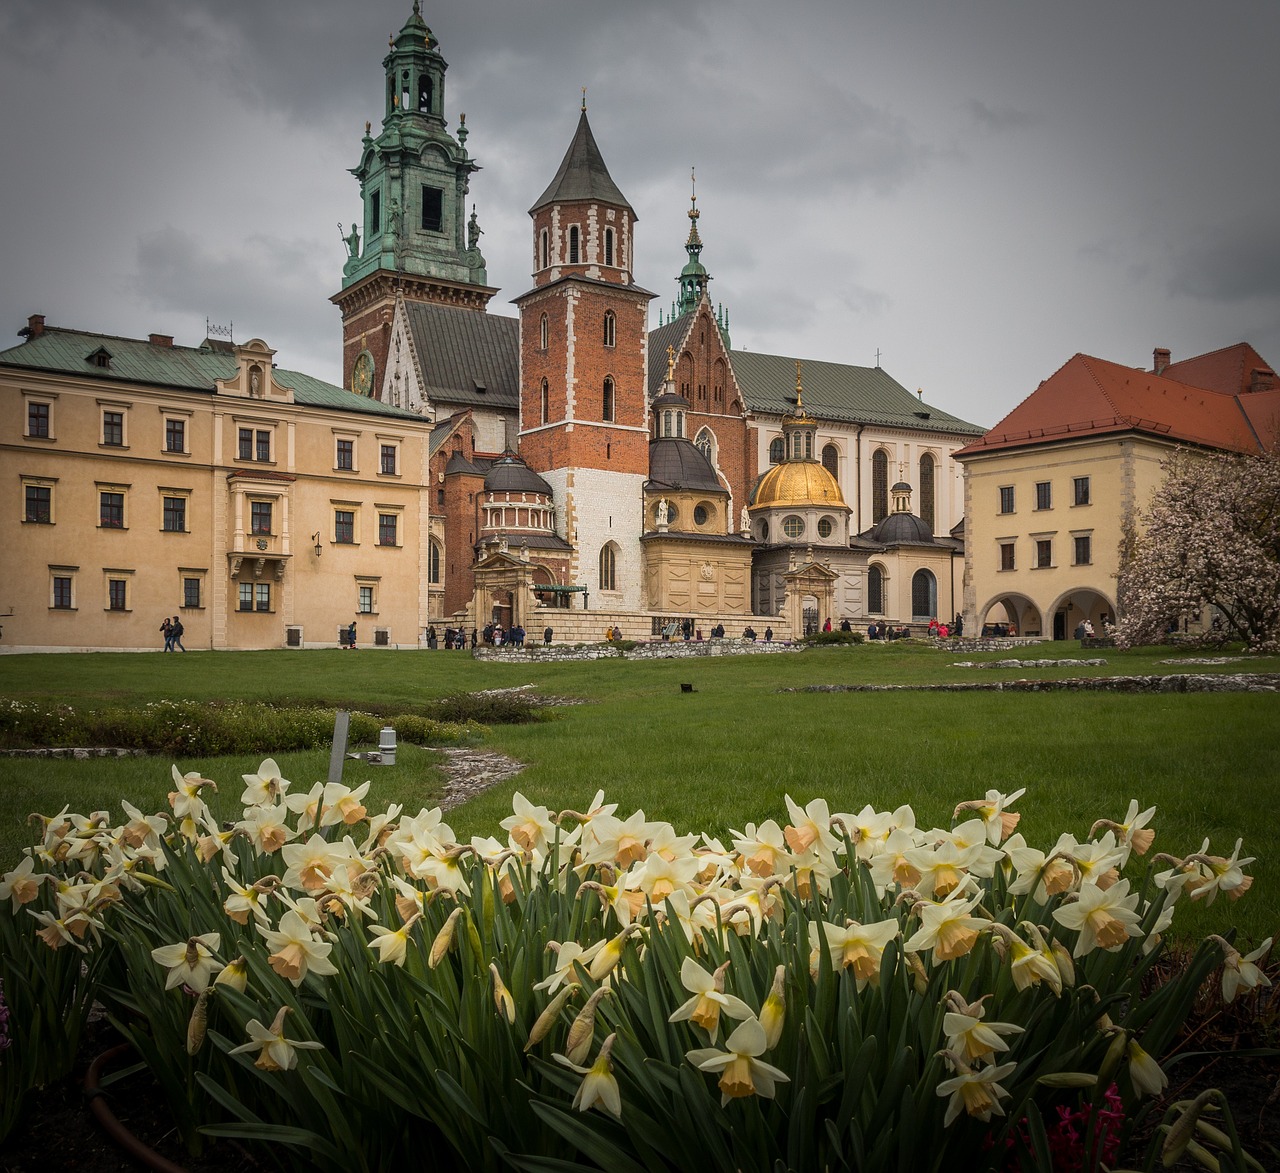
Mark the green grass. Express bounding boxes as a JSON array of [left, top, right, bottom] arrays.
[[1, 642, 1276, 941]]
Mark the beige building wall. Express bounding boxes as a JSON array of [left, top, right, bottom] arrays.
[[3, 339, 433, 652], [961, 435, 1175, 637]]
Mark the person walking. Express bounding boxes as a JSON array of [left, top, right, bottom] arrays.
[[160, 616, 173, 652], [170, 615, 186, 652], [764, 626, 773, 643], [347, 621, 357, 650], [544, 626, 553, 646]]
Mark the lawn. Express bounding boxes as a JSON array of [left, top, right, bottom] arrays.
[[1, 641, 1276, 943]]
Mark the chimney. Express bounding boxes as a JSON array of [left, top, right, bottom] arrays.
[[1153, 347, 1171, 375], [149, 333, 174, 348], [19, 313, 46, 340], [1248, 367, 1275, 394]]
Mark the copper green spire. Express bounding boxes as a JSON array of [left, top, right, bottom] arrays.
[[675, 168, 709, 317]]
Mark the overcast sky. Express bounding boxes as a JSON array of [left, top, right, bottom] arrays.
[[2, 0, 1277, 430]]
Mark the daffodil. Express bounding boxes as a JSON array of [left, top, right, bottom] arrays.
[[554, 1032, 622, 1118], [808, 918, 899, 989], [1052, 877, 1143, 956], [686, 1017, 790, 1106], [501, 791, 558, 856], [730, 819, 792, 878], [758, 964, 787, 1048], [168, 765, 216, 820], [214, 956, 249, 994], [936, 1058, 1017, 1125], [1216, 936, 1273, 1002], [1185, 839, 1255, 905], [368, 912, 422, 967], [954, 787, 1025, 845], [229, 1007, 325, 1072], [1126, 1037, 1167, 1098], [668, 957, 753, 1043], [261, 909, 338, 985], [319, 780, 371, 828], [150, 933, 224, 992], [942, 993, 1024, 1066], [234, 804, 295, 854], [1002, 923, 1063, 996], [240, 758, 291, 807], [0, 856, 45, 910], [782, 794, 841, 858], [535, 939, 603, 994], [904, 888, 987, 965]]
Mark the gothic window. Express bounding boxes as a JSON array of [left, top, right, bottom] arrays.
[[422, 185, 443, 232], [822, 444, 839, 479], [429, 541, 442, 584], [911, 569, 937, 621], [539, 314, 549, 350], [602, 378, 615, 422], [868, 565, 884, 614], [604, 227, 614, 266], [540, 379, 549, 425], [568, 226, 580, 264], [695, 428, 713, 460], [539, 229, 549, 270], [599, 543, 617, 591], [603, 311, 615, 347], [872, 449, 889, 523], [769, 437, 784, 464], [919, 453, 936, 532]]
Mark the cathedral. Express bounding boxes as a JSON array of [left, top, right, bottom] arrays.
[[332, 3, 985, 638]]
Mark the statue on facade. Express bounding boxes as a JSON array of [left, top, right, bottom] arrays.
[[340, 222, 360, 258], [656, 498, 669, 527], [740, 505, 750, 535], [468, 206, 483, 250]]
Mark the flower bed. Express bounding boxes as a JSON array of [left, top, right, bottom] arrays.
[[0, 765, 1271, 1171]]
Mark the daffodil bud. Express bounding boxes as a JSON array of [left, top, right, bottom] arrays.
[[1127, 1038, 1168, 1099], [428, 907, 464, 969], [186, 988, 211, 1055], [525, 985, 576, 1051], [565, 986, 609, 1065], [759, 964, 786, 1049], [1096, 1028, 1128, 1088], [490, 963, 516, 1024], [905, 950, 929, 995]]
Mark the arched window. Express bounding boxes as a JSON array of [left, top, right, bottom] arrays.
[[769, 437, 784, 464], [695, 427, 713, 460], [418, 75, 433, 113], [540, 379, 549, 425], [539, 229, 549, 270], [867, 565, 884, 613], [428, 540, 442, 585], [872, 449, 889, 523], [919, 453, 936, 533], [568, 226, 580, 264], [599, 543, 617, 591], [539, 313, 548, 351], [602, 378, 615, 422], [604, 227, 614, 267], [603, 311, 615, 347], [911, 569, 937, 621], [822, 443, 839, 479]]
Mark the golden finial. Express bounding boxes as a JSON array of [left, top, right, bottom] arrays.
[[581, 87, 587, 112], [795, 360, 805, 414], [689, 167, 699, 221], [364, 120, 371, 135], [666, 344, 675, 382]]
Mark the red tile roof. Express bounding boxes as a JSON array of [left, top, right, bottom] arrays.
[[1162, 342, 1274, 396], [955, 351, 1278, 458]]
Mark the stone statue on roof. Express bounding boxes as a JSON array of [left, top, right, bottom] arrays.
[[341, 223, 360, 258]]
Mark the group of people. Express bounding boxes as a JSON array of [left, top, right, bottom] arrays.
[[867, 622, 911, 641], [483, 622, 529, 648], [1073, 618, 1096, 639], [926, 618, 954, 639], [158, 616, 186, 652]]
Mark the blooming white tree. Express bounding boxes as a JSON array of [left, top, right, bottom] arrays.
[[1118, 448, 1280, 652]]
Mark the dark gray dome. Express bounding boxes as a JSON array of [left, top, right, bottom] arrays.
[[652, 390, 690, 409], [892, 480, 912, 492], [648, 437, 724, 492], [869, 511, 934, 545], [484, 456, 552, 495]]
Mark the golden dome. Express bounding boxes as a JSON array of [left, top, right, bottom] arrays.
[[752, 461, 848, 509]]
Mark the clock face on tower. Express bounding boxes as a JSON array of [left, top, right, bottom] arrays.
[[352, 351, 375, 396]]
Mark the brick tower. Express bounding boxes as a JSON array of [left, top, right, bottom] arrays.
[[331, 2, 496, 397], [514, 101, 656, 610]]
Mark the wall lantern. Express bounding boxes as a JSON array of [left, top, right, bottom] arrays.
[[312, 532, 323, 558]]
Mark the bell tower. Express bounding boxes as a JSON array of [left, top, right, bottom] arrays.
[[331, 3, 495, 395], [514, 100, 656, 609]]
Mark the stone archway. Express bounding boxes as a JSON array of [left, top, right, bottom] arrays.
[[1048, 588, 1116, 641], [977, 593, 1044, 637], [782, 558, 838, 638]]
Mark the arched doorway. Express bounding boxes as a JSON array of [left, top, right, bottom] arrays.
[[911, 570, 936, 622], [1049, 589, 1116, 641], [977, 594, 1043, 637]]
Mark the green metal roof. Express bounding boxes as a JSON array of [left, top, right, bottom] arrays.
[[0, 327, 424, 421], [402, 301, 520, 411]]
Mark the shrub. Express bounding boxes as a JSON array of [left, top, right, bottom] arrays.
[[0, 775, 1269, 1168], [803, 630, 865, 645]]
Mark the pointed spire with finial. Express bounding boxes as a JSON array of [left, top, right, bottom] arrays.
[[794, 360, 807, 417]]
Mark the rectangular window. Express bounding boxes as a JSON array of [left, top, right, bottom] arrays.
[[378, 513, 398, 546], [239, 583, 253, 611], [1036, 539, 1053, 568], [256, 430, 271, 462], [359, 585, 374, 614], [1074, 535, 1092, 565], [1000, 542, 1015, 572], [1035, 481, 1052, 511], [380, 444, 397, 475], [25, 484, 52, 524], [27, 402, 49, 438], [183, 577, 201, 608], [100, 492, 124, 529], [421, 185, 443, 232], [370, 189, 381, 234], [998, 486, 1014, 514], [52, 576, 72, 609], [256, 583, 271, 612], [163, 497, 187, 532], [166, 418, 185, 453], [436, 488, 445, 508], [336, 438, 354, 470], [238, 428, 253, 460], [108, 579, 127, 611], [250, 501, 272, 535], [1074, 476, 1091, 506], [103, 411, 124, 446], [334, 510, 355, 544]]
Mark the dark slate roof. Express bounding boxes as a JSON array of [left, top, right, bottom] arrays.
[[485, 455, 552, 495], [0, 327, 423, 420], [530, 110, 635, 216], [444, 451, 487, 476], [647, 438, 726, 493], [864, 512, 935, 546], [402, 302, 520, 411], [640, 531, 754, 546], [729, 350, 984, 435], [513, 271, 657, 306], [647, 314, 694, 397], [479, 533, 574, 552]]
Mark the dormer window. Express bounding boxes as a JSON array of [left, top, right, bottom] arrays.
[[87, 347, 112, 369]]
